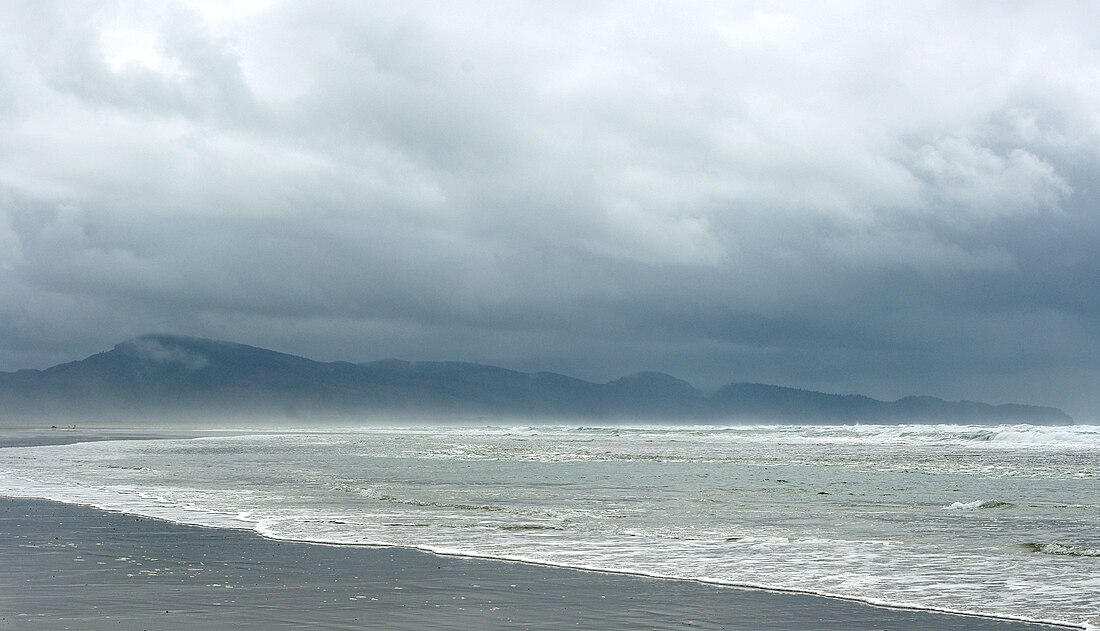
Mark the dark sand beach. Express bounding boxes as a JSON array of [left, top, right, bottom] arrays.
[[0, 496, 1071, 631]]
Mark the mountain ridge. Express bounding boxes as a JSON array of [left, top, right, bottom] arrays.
[[0, 334, 1073, 425]]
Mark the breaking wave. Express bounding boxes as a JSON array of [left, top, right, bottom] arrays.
[[942, 500, 1016, 510], [1022, 542, 1100, 558]]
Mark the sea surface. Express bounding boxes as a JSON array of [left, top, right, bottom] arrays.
[[1, 424, 1098, 629]]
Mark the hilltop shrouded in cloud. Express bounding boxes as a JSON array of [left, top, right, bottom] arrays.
[[1, 2, 1099, 419]]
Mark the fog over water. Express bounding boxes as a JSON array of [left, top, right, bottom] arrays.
[[2, 3, 1100, 417]]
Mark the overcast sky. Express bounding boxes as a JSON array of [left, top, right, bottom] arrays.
[[2, 1, 1099, 418]]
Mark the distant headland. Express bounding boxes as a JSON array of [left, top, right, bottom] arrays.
[[0, 335, 1073, 425]]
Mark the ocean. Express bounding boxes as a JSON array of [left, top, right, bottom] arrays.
[[1, 424, 1097, 629]]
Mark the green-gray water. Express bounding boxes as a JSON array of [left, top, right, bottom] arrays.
[[2, 424, 1097, 628]]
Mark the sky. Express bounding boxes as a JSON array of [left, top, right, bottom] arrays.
[[1, 1, 1099, 419]]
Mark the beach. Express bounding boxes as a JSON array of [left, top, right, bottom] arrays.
[[0, 496, 1070, 630]]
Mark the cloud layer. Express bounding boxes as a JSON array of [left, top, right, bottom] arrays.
[[2, 1, 1100, 417]]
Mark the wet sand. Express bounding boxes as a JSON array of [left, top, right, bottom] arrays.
[[0, 497, 1072, 631]]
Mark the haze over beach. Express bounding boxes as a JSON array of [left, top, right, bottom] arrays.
[[2, 2, 1099, 630], [0, 333, 1076, 424]]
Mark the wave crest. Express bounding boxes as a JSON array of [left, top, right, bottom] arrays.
[[1022, 542, 1100, 558], [942, 499, 1016, 510]]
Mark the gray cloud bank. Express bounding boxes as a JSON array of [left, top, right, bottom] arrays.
[[2, 1, 1099, 418]]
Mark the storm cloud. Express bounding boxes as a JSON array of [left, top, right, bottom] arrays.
[[2, 1, 1100, 418]]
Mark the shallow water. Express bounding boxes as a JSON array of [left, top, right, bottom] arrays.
[[1, 424, 1098, 628]]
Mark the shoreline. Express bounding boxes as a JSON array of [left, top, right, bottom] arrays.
[[1, 495, 1077, 630], [0, 428, 1090, 630], [248, 527, 1084, 630]]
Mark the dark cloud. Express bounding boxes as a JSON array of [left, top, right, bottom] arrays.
[[2, 1, 1100, 419]]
